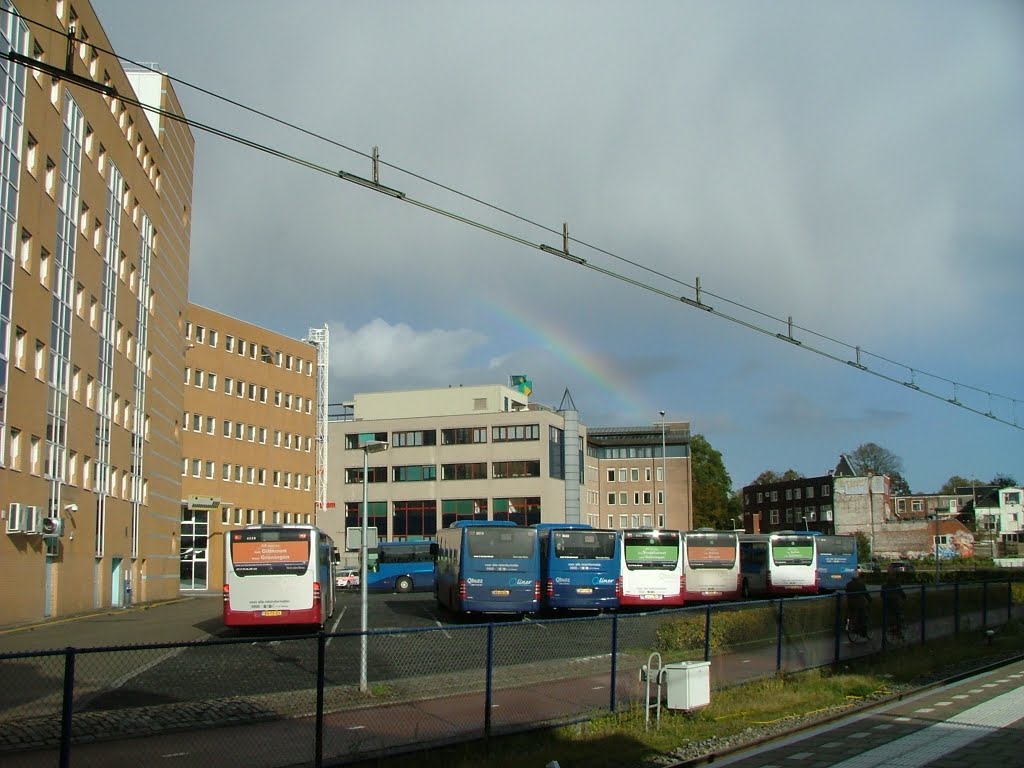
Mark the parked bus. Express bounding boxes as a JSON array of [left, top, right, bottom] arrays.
[[364, 540, 436, 593], [533, 523, 620, 611], [797, 532, 858, 592], [681, 529, 742, 601], [738, 532, 818, 598], [223, 524, 338, 628], [433, 521, 540, 615], [618, 528, 684, 607]]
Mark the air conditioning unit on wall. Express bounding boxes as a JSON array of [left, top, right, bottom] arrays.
[[5, 503, 24, 534]]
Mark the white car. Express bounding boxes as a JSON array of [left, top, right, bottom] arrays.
[[335, 569, 360, 589]]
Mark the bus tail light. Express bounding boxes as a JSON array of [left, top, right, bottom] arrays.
[[534, 581, 541, 601], [222, 584, 229, 604], [458, 579, 467, 600], [615, 576, 623, 598], [313, 581, 322, 604], [546, 579, 554, 598], [680, 572, 686, 596]]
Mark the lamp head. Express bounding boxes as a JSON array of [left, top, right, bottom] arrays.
[[659, 410, 665, 418]]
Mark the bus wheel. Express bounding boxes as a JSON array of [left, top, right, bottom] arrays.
[[742, 580, 751, 599], [396, 576, 413, 593]]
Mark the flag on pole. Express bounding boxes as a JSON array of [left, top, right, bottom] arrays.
[[509, 375, 532, 396]]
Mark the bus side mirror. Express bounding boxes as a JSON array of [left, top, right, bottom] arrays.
[[332, 547, 341, 563]]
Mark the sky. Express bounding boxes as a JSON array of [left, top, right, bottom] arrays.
[[88, 1, 1023, 493]]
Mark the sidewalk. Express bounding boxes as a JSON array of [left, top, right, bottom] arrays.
[[0, 595, 222, 653], [706, 657, 1024, 768]]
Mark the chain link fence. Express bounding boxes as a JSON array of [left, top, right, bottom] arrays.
[[0, 577, 1017, 767]]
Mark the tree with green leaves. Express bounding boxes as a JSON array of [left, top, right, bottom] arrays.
[[939, 475, 982, 495], [990, 474, 1019, 488], [749, 468, 803, 485], [847, 442, 905, 481], [690, 434, 733, 529]]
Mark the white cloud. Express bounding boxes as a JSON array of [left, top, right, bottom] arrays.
[[330, 319, 487, 383]]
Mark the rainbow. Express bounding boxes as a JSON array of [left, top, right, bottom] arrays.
[[481, 297, 649, 417]]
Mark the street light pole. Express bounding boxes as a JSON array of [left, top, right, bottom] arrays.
[[359, 439, 388, 693], [660, 411, 667, 527]]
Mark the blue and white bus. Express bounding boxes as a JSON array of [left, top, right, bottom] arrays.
[[738, 532, 818, 598], [792, 532, 858, 592], [433, 521, 540, 615], [534, 523, 620, 611], [364, 540, 436, 593]]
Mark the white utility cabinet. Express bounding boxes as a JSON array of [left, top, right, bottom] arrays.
[[662, 660, 711, 711]]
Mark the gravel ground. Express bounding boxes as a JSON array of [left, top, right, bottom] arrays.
[[644, 648, 1024, 768]]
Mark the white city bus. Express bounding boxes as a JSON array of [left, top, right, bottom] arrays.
[[618, 529, 684, 607], [738, 532, 818, 598], [681, 529, 742, 602], [223, 524, 338, 628]]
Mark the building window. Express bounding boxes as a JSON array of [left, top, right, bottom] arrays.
[[492, 460, 541, 479], [392, 430, 437, 447], [441, 427, 487, 445], [491, 424, 539, 442], [392, 465, 437, 482], [441, 463, 487, 480]]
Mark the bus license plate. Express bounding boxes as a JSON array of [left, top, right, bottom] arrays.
[[491, 589, 510, 596], [261, 610, 283, 616], [576, 587, 593, 595], [641, 594, 661, 600]]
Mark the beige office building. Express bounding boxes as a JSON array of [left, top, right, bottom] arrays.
[[179, 306, 320, 593], [1, 0, 194, 624], [324, 385, 692, 563]]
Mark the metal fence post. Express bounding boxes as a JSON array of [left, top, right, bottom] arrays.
[[833, 592, 842, 664], [1008, 575, 1013, 623], [484, 623, 495, 740], [954, 581, 960, 635], [775, 600, 784, 673], [704, 606, 712, 662], [609, 613, 619, 713], [315, 632, 326, 768], [60, 646, 75, 768], [920, 583, 927, 645]]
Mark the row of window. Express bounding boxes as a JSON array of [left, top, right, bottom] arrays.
[[605, 467, 664, 483], [747, 484, 832, 505], [341, 499, 665, 540], [344, 460, 543, 484], [764, 506, 834, 525], [344, 497, 543, 538], [6, 429, 147, 501], [18, 228, 155, 321], [181, 458, 312, 491], [183, 322, 314, 377], [607, 490, 665, 506], [183, 368, 313, 414], [345, 424, 543, 450], [218, 509, 312, 527], [182, 413, 312, 451]]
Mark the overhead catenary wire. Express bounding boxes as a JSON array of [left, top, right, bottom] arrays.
[[4, 7, 1021, 431]]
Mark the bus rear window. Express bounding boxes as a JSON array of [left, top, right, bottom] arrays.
[[553, 531, 616, 560], [772, 537, 814, 565], [624, 534, 679, 567], [467, 529, 535, 559], [818, 536, 855, 556], [230, 529, 310, 576]]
